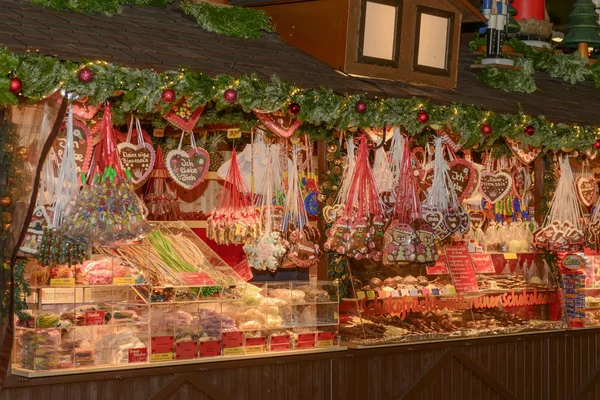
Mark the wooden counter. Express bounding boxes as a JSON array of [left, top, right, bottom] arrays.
[[3, 329, 600, 400]]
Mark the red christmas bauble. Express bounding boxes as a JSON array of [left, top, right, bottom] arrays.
[[354, 100, 367, 114], [288, 102, 300, 115], [594, 140, 600, 150], [161, 89, 176, 103], [9, 77, 22, 94], [524, 125, 535, 137], [480, 123, 492, 135], [77, 67, 94, 83], [417, 111, 429, 124], [223, 88, 238, 103]]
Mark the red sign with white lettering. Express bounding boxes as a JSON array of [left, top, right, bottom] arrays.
[[199, 341, 221, 357], [445, 246, 479, 293], [470, 253, 495, 274], [176, 341, 198, 359], [128, 348, 148, 363], [84, 310, 105, 326], [426, 256, 449, 275]]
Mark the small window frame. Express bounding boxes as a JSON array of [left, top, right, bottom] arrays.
[[357, 0, 403, 68], [412, 5, 454, 76]]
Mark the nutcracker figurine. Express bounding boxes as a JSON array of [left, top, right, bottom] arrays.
[[481, 0, 515, 66]]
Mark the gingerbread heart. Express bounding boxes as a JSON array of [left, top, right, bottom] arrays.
[[423, 210, 444, 230], [255, 110, 302, 138], [117, 142, 156, 187], [443, 210, 462, 233], [479, 171, 512, 203], [469, 210, 486, 230], [575, 176, 597, 208], [505, 138, 541, 165], [166, 148, 210, 190], [448, 159, 477, 203], [458, 208, 470, 233]]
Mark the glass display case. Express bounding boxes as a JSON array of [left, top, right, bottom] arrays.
[[340, 251, 565, 346], [11, 222, 341, 376]]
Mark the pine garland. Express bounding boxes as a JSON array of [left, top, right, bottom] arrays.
[[180, 1, 273, 39], [31, 0, 175, 16], [2, 49, 600, 153], [473, 36, 600, 92], [29, 0, 274, 39]]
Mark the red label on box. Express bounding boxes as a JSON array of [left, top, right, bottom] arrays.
[[176, 341, 198, 360], [270, 335, 290, 345], [445, 246, 479, 293], [222, 331, 243, 348], [245, 337, 266, 347], [84, 310, 105, 326], [317, 331, 335, 341], [200, 340, 221, 357], [470, 253, 495, 274], [426, 256, 449, 275], [297, 333, 315, 349], [128, 348, 148, 363], [270, 344, 291, 351], [151, 336, 174, 354]]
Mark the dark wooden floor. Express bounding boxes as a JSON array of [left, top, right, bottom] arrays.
[[3, 329, 600, 400]]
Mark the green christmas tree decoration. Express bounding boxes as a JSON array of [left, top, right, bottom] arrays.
[[563, 0, 600, 51], [507, 0, 521, 35]]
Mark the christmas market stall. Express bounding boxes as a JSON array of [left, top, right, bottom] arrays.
[[1, 0, 600, 399]]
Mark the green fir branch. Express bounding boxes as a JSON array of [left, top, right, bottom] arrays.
[[179, 1, 273, 39]]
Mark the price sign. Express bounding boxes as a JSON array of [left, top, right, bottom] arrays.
[[176, 341, 198, 360], [426, 256, 449, 275], [151, 336, 174, 361], [245, 337, 266, 354], [445, 246, 479, 293], [50, 278, 75, 287], [84, 310, 105, 326], [316, 331, 335, 347], [470, 253, 495, 273], [296, 333, 315, 349], [222, 331, 244, 355], [112, 277, 136, 285], [128, 348, 148, 363], [199, 341, 221, 357], [270, 335, 290, 351]]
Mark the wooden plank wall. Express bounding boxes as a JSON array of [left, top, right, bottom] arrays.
[[3, 330, 600, 400]]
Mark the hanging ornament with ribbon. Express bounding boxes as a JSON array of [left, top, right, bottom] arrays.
[[166, 131, 210, 190], [117, 116, 156, 189]]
